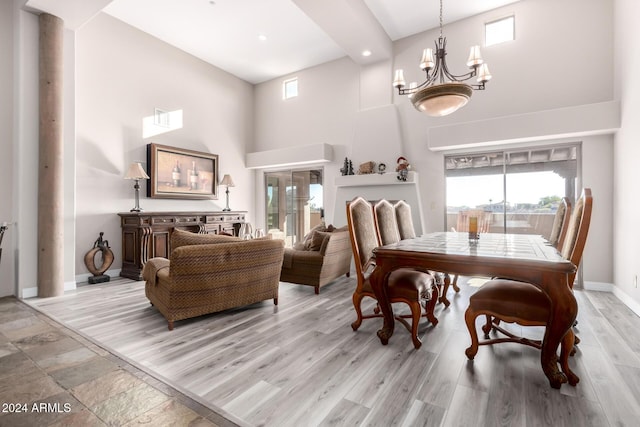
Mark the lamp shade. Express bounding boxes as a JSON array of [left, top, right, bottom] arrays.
[[220, 174, 235, 187], [124, 162, 150, 180]]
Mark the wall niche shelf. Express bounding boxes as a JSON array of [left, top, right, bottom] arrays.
[[334, 171, 417, 187]]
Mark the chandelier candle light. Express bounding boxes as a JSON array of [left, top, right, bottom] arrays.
[[220, 174, 235, 211], [393, 0, 492, 117], [124, 162, 150, 212]]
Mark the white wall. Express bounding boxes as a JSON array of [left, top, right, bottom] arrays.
[[613, 0, 640, 306], [253, 57, 360, 228], [75, 13, 254, 275], [253, 0, 615, 286], [12, 4, 40, 298], [0, 0, 15, 297]]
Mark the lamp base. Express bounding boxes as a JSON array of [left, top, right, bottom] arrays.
[[130, 208, 142, 212], [222, 208, 231, 212]]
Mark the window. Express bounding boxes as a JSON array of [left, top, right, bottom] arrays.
[[283, 77, 298, 99], [485, 15, 514, 46], [445, 144, 579, 237]]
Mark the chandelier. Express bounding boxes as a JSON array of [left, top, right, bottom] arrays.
[[392, 0, 492, 117]]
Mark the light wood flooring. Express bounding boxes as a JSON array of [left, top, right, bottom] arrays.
[[27, 275, 640, 426]]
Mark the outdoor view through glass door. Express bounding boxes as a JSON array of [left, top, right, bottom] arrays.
[[445, 145, 579, 239], [265, 169, 323, 248]]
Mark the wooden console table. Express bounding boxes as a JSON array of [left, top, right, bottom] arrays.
[[118, 211, 246, 280]]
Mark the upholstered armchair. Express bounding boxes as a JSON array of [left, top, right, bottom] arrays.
[[279, 225, 352, 294], [143, 229, 285, 330]]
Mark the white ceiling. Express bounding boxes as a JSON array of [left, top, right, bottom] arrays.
[[33, 0, 522, 84]]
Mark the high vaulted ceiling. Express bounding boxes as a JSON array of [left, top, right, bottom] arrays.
[[27, 0, 521, 84]]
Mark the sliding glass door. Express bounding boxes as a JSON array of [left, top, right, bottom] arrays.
[[445, 145, 579, 239], [265, 169, 323, 248]]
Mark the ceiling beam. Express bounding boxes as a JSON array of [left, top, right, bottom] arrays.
[[292, 0, 392, 65]]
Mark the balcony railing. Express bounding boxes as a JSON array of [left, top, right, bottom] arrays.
[[446, 212, 556, 238]]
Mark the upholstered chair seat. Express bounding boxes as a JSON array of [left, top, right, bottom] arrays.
[[468, 279, 550, 326]]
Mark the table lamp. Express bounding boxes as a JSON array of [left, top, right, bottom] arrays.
[[219, 174, 235, 211], [124, 162, 150, 212]]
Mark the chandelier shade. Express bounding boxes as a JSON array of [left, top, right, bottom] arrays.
[[393, 0, 492, 117], [412, 82, 473, 117]]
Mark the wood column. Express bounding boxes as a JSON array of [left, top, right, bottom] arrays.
[[38, 13, 64, 297]]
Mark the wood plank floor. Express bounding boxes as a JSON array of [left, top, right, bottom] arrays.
[[26, 275, 640, 426]]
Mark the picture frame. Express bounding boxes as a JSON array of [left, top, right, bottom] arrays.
[[147, 143, 218, 200]]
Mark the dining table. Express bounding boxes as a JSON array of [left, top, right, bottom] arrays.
[[370, 231, 577, 389]]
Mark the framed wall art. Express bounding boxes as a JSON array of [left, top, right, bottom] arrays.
[[147, 143, 219, 200]]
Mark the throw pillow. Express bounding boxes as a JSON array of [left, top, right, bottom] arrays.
[[306, 230, 327, 251], [302, 221, 326, 247]]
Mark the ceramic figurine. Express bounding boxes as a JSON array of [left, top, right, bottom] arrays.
[[396, 156, 411, 181]]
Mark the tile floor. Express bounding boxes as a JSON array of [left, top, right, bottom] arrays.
[[0, 296, 237, 427]]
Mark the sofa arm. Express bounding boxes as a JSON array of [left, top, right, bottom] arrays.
[[319, 230, 351, 257], [142, 257, 171, 287]]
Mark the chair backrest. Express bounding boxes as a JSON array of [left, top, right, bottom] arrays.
[[559, 188, 593, 286], [374, 199, 400, 245], [346, 197, 380, 283], [394, 200, 416, 240], [548, 197, 571, 249]]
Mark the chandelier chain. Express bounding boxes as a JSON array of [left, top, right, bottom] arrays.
[[439, 0, 443, 38]]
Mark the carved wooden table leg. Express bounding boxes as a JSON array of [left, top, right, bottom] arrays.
[[540, 271, 578, 388]]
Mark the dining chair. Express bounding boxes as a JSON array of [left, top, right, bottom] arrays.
[[347, 197, 437, 349], [394, 199, 416, 240], [489, 196, 572, 328], [374, 199, 441, 322], [548, 197, 572, 249], [393, 200, 451, 306], [463, 188, 592, 386]]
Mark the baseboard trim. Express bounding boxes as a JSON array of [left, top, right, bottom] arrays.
[[611, 286, 640, 318], [583, 281, 640, 318], [583, 281, 613, 292], [21, 280, 77, 299]]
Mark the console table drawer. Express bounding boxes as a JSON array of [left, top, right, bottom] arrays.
[[151, 217, 177, 225], [206, 214, 245, 223]]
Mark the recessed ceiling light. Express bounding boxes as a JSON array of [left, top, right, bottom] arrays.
[[208, 1, 215, 5], [362, 50, 372, 57], [258, 34, 268, 42]]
